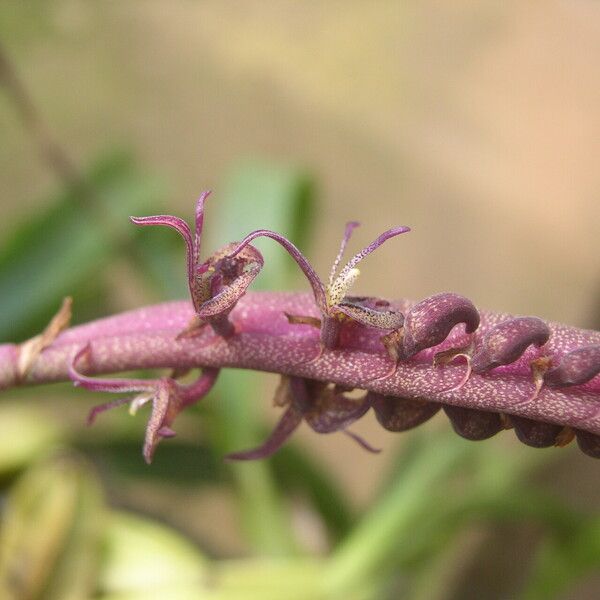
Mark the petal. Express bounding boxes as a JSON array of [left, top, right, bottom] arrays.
[[443, 405, 504, 441], [289, 377, 370, 433], [471, 317, 551, 374], [69, 344, 154, 393], [143, 379, 173, 464], [228, 230, 327, 313], [342, 429, 381, 453], [336, 226, 410, 283], [143, 368, 219, 464], [194, 191, 211, 264], [544, 344, 600, 388], [509, 415, 562, 448], [304, 391, 371, 433], [401, 292, 480, 360], [130, 214, 197, 310], [225, 406, 303, 460], [87, 397, 131, 426], [328, 221, 360, 288], [370, 393, 440, 432]]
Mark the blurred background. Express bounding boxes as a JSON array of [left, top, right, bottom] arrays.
[[0, 2, 599, 599]]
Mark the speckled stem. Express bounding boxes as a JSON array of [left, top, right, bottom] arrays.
[[1, 292, 599, 436]]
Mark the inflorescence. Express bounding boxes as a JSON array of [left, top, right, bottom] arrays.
[[5, 193, 600, 463]]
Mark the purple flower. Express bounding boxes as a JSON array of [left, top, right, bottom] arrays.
[[226, 376, 378, 460], [228, 221, 409, 349], [131, 192, 263, 338], [69, 344, 219, 463]]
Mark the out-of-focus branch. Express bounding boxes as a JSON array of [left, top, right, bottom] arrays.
[[0, 40, 84, 193]]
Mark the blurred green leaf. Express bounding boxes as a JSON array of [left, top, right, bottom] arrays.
[[0, 404, 63, 476], [97, 510, 208, 597], [0, 452, 105, 600], [271, 442, 354, 543], [520, 516, 600, 600], [83, 439, 225, 487], [324, 433, 473, 598], [0, 151, 165, 342]]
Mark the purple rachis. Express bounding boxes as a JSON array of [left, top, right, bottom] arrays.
[[1, 292, 599, 437]]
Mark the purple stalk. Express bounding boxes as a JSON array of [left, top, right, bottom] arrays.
[[1, 292, 598, 458]]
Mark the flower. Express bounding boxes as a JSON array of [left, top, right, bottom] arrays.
[[227, 221, 409, 349], [69, 344, 219, 463], [131, 192, 263, 338], [226, 376, 378, 460]]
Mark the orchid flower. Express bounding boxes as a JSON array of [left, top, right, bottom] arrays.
[[131, 192, 263, 338], [226, 376, 378, 460], [69, 344, 219, 463], [227, 222, 409, 349]]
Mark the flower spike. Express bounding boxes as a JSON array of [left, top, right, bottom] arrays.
[[69, 344, 219, 463], [131, 192, 263, 338]]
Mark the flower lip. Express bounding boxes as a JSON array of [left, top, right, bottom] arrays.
[[336, 296, 405, 330]]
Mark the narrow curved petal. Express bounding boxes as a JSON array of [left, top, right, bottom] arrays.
[[87, 397, 131, 425], [336, 226, 410, 282], [69, 345, 154, 393], [143, 379, 172, 464], [143, 369, 219, 463], [194, 191, 212, 264], [228, 230, 327, 312], [328, 221, 360, 288], [130, 214, 197, 309], [225, 406, 303, 460]]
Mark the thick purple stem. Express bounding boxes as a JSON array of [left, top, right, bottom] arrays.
[[1, 292, 599, 438]]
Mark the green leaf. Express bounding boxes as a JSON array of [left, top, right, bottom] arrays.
[[271, 442, 354, 543], [97, 510, 208, 596], [0, 403, 63, 476], [0, 452, 105, 600], [0, 151, 166, 342], [520, 517, 600, 600]]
